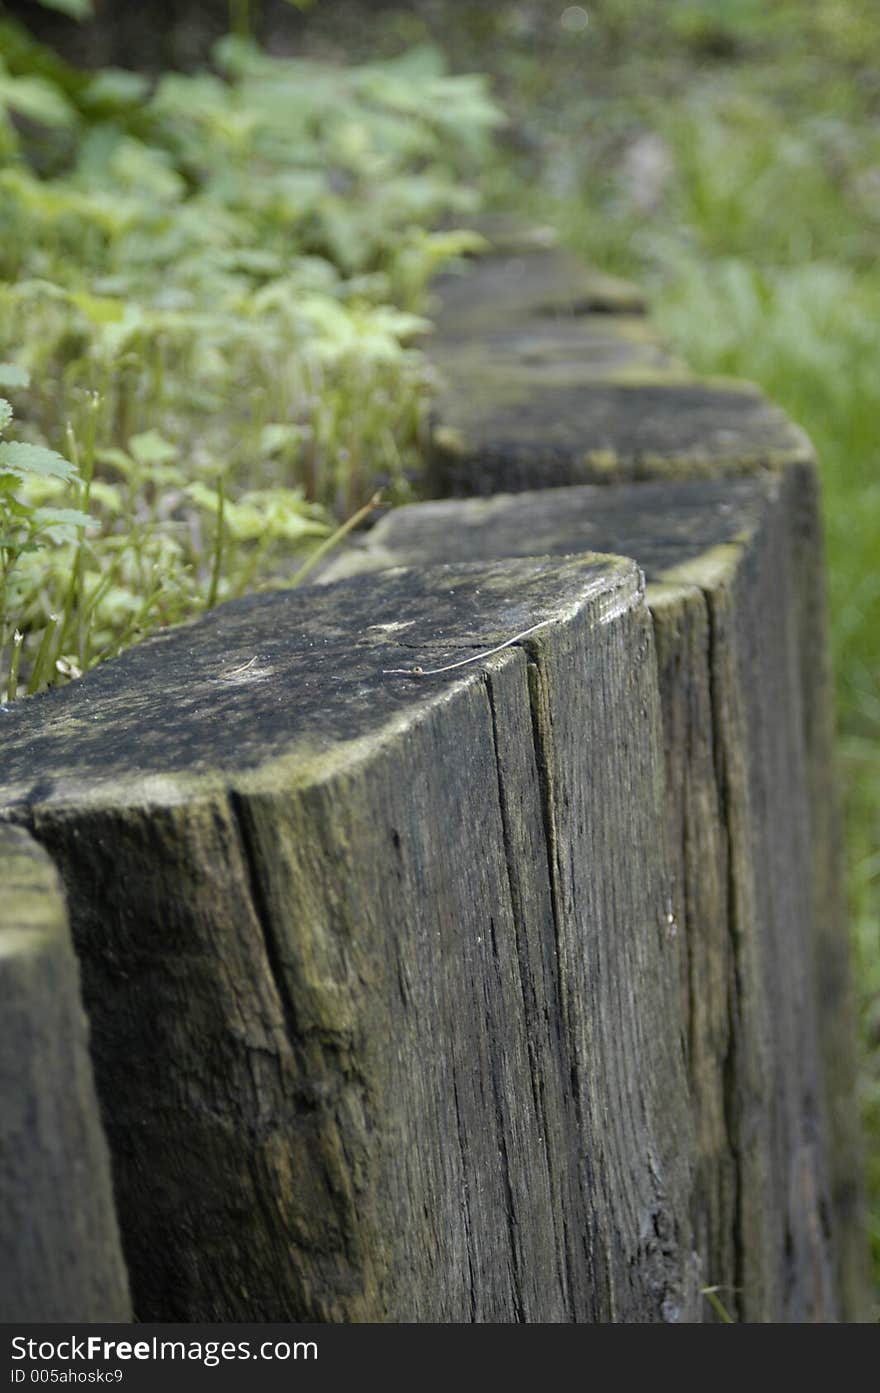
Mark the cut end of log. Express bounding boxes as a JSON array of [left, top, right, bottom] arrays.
[[0, 554, 639, 812]]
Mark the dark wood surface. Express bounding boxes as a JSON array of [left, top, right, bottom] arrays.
[[321, 466, 867, 1320], [0, 556, 698, 1321], [426, 243, 811, 496], [0, 823, 130, 1322]]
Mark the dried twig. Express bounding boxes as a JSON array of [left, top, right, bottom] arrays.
[[382, 617, 554, 677]]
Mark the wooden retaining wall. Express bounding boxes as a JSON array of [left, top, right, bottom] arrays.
[[323, 234, 868, 1319], [0, 231, 868, 1322]]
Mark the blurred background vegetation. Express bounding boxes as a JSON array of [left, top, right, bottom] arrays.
[[1, 0, 877, 1309]]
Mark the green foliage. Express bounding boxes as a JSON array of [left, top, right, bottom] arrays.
[[0, 18, 501, 701]]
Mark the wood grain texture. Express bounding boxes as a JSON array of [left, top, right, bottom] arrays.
[[672, 494, 834, 1322], [323, 469, 866, 1320], [429, 315, 685, 395], [0, 556, 697, 1322], [646, 582, 738, 1310], [0, 823, 130, 1322]]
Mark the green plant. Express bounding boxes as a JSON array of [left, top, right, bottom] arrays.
[[0, 18, 502, 699], [701, 1285, 735, 1323], [0, 371, 91, 698]]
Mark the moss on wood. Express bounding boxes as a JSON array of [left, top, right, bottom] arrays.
[[428, 377, 813, 496]]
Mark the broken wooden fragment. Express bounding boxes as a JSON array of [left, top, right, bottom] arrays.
[[0, 556, 697, 1323], [0, 823, 130, 1322]]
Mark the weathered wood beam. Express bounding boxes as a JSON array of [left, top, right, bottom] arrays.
[[319, 470, 867, 1320], [426, 241, 811, 497], [429, 242, 647, 343], [0, 556, 697, 1322]]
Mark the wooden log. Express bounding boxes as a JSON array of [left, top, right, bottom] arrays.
[[0, 556, 698, 1322], [426, 240, 811, 497], [429, 243, 646, 345], [319, 471, 868, 1320], [0, 823, 131, 1322], [429, 317, 687, 396], [373, 228, 868, 1316], [429, 374, 811, 497]]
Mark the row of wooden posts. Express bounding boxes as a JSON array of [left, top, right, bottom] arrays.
[[0, 226, 869, 1321]]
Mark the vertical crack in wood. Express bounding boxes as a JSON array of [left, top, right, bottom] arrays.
[[228, 790, 300, 1046], [523, 653, 602, 1320], [482, 943, 527, 1322], [225, 788, 370, 1320], [701, 586, 745, 1323], [483, 668, 563, 1320], [449, 1061, 479, 1322], [651, 588, 739, 1318]]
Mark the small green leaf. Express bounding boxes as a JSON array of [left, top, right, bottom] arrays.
[[82, 69, 150, 110], [260, 423, 310, 455], [184, 481, 222, 514], [0, 492, 33, 515], [87, 480, 124, 515], [129, 431, 178, 467], [32, 505, 95, 541], [67, 290, 126, 325], [0, 73, 78, 128], [0, 441, 79, 482]]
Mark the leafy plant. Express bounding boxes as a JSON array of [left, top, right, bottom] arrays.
[[0, 17, 501, 700], [0, 371, 91, 698]]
